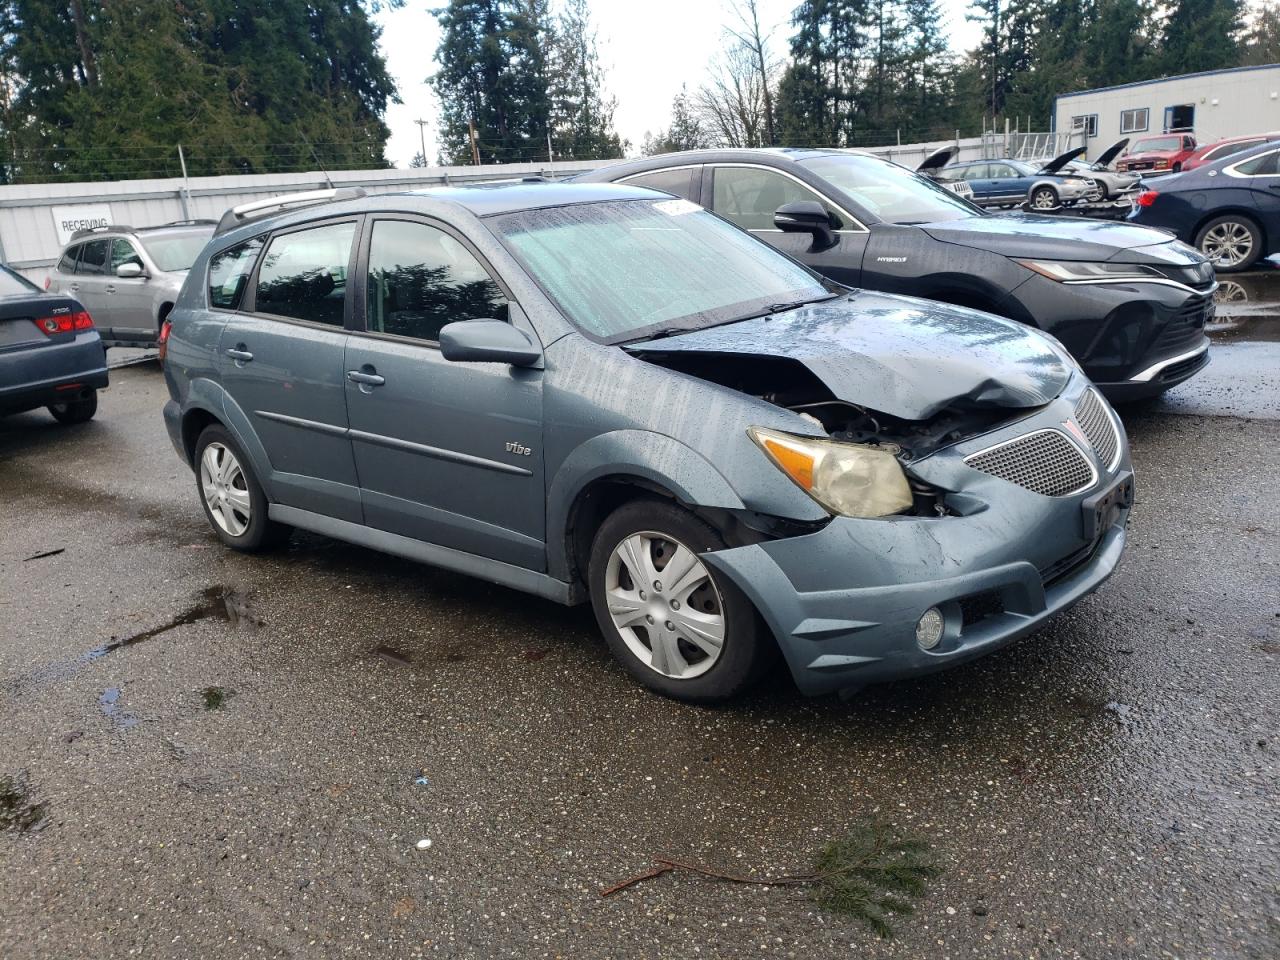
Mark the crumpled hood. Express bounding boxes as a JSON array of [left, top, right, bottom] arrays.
[[626, 291, 1071, 420], [921, 213, 1192, 263]]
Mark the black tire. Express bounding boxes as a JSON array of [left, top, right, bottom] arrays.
[[1172, 162, 1182, 173], [193, 424, 290, 552], [47, 390, 97, 424], [1030, 186, 1058, 210], [587, 498, 774, 703], [1194, 214, 1263, 273]]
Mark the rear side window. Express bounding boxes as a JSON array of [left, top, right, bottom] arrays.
[[253, 222, 356, 326], [57, 245, 79, 273], [76, 239, 109, 276], [208, 238, 263, 310], [622, 168, 698, 201], [365, 220, 508, 342]]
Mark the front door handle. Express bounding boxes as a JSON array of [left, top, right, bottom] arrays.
[[225, 347, 254, 363], [346, 370, 385, 387]]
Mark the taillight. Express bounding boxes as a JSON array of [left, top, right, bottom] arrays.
[[34, 310, 94, 336], [43, 276, 51, 290], [1135, 190, 1159, 208], [157, 318, 172, 364]]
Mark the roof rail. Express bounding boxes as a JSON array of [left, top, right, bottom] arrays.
[[214, 188, 367, 236], [161, 219, 217, 227], [69, 224, 135, 241]]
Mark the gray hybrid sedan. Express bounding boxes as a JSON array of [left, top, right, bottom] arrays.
[[162, 184, 1133, 702]]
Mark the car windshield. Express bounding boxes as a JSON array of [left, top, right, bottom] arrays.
[[1134, 137, 1181, 152], [797, 154, 982, 224], [140, 229, 213, 272], [491, 198, 831, 342], [0, 265, 39, 295]]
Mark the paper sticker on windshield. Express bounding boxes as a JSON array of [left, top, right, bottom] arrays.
[[654, 198, 701, 216]]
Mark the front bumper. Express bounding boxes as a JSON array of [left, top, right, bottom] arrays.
[[1011, 274, 1214, 398], [703, 389, 1133, 697], [0, 333, 109, 415]]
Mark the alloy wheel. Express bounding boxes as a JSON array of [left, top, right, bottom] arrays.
[[1201, 222, 1254, 268], [604, 531, 725, 680], [1031, 188, 1057, 209], [200, 442, 251, 537]]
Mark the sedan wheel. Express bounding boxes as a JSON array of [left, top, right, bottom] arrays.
[[200, 442, 252, 537], [1199, 220, 1257, 270], [605, 530, 725, 680]]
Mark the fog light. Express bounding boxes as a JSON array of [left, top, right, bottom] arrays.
[[915, 607, 945, 650]]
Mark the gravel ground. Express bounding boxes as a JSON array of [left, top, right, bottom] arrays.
[[0, 341, 1276, 959]]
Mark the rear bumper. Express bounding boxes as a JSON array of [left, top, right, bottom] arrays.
[[0, 333, 108, 415]]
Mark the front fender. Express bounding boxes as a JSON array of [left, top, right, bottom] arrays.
[[545, 430, 747, 581]]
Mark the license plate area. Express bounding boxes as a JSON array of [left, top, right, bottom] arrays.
[[1082, 471, 1134, 540]]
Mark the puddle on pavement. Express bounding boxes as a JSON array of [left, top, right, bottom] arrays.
[[0, 775, 48, 833], [83, 586, 260, 663], [1212, 271, 1280, 339], [99, 687, 139, 729], [201, 686, 233, 710]]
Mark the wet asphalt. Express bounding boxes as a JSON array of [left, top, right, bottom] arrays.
[[1, 320, 1278, 959]]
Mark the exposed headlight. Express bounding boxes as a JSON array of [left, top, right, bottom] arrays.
[[748, 427, 913, 518], [1063, 178, 1086, 185], [1015, 259, 1163, 282]]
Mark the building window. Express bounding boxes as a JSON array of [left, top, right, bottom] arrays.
[[1120, 108, 1149, 134], [1164, 104, 1195, 133], [1071, 114, 1098, 138]]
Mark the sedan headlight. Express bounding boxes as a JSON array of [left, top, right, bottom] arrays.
[[1015, 259, 1163, 282], [748, 427, 913, 518]]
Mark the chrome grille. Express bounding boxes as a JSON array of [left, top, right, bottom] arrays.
[[965, 429, 1096, 497], [1074, 388, 1120, 469]]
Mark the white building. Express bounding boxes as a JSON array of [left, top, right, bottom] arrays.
[[1053, 64, 1280, 159]]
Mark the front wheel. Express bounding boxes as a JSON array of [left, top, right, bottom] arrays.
[[48, 391, 97, 424], [194, 424, 290, 552], [1030, 186, 1059, 210], [587, 499, 773, 703], [1196, 215, 1263, 272]]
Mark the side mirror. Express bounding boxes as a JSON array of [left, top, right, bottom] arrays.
[[116, 262, 144, 279], [439, 319, 542, 367], [774, 200, 836, 249]]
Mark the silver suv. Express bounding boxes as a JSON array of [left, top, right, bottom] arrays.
[[48, 221, 214, 346]]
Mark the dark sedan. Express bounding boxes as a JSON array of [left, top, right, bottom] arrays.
[[578, 149, 1215, 400], [0, 265, 107, 423], [1129, 141, 1280, 272]]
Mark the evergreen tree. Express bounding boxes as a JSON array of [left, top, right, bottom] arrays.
[[547, 0, 623, 159], [1242, 1, 1280, 65], [1084, 0, 1157, 88], [641, 86, 708, 155], [431, 0, 551, 163], [1159, 0, 1244, 75], [899, 0, 955, 136]]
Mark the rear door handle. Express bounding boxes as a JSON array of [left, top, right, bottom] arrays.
[[346, 370, 385, 387], [225, 347, 254, 363]]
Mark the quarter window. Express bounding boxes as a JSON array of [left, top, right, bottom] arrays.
[[622, 168, 698, 201], [365, 220, 508, 342], [254, 222, 356, 327], [57, 245, 79, 273], [1120, 108, 1149, 134], [711, 167, 841, 231], [76, 239, 110, 276], [1234, 150, 1280, 176], [208, 237, 264, 310], [110, 239, 143, 273], [959, 164, 988, 180]]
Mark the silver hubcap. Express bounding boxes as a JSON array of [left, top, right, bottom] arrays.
[[200, 442, 251, 537], [604, 531, 725, 680], [1202, 222, 1253, 266], [1032, 189, 1056, 209]]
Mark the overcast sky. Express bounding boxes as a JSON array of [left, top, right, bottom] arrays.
[[376, 1, 984, 167]]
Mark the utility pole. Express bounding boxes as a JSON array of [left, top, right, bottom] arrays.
[[468, 119, 480, 166], [547, 130, 554, 163], [176, 144, 191, 219], [414, 118, 429, 165]]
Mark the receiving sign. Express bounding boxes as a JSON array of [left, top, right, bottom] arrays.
[[51, 204, 114, 245]]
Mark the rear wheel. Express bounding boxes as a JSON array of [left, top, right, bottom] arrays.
[[587, 499, 773, 703], [1030, 186, 1059, 210], [47, 391, 97, 424], [194, 424, 290, 552], [1195, 215, 1262, 272]]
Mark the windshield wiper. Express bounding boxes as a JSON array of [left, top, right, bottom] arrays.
[[735, 293, 841, 322]]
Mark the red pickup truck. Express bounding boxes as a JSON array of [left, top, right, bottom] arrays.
[[1115, 133, 1198, 174]]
